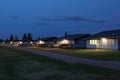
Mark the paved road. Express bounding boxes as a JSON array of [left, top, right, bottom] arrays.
[[7, 46, 120, 71]]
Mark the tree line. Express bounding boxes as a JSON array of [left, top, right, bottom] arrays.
[[0, 33, 33, 42]]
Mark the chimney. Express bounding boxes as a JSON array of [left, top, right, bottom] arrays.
[[65, 32, 68, 37]]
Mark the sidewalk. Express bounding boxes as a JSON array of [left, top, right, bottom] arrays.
[[7, 46, 120, 71]]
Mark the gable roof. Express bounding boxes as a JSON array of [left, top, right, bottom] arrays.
[[87, 29, 120, 39], [58, 34, 90, 40], [39, 37, 57, 41]]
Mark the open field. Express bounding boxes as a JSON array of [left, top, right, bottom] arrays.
[[28, 46, 120, 61], [0, 46, 120, 80]]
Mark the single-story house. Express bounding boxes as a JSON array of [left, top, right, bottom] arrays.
[[22, 41, 34, 46], [13, 40, 23, 46], [54, 34, 90, 48], [0, 39, 5, 44], [36, 37, 57, 47], [9, 40, 23, 46], [86, 29, 120, 50]]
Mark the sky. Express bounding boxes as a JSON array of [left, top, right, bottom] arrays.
[[0, 0, 120, 39]]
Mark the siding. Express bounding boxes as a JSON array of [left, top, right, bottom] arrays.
[[74, 40, 86, 48], [86, 39, 118, 50]]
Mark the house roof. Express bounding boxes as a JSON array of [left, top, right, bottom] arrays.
[[58, 34, 90, 40], [39, 37, 57, 41], [87, 29, 120, 39]]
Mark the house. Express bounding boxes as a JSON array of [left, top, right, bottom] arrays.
[[8, 40, 23, 46], [22, 41, 34, 46], [54, 34, 90, 48], [13, 40, 23, 46], [86, 29, 120, 50], [37, 37, 57, 47], [0, 39, 5, 45]]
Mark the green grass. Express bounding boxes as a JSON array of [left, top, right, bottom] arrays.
[[0, 46, 120, 80], [28, 46, 120, 60]]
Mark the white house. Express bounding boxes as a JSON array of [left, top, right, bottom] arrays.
[[86, 29, 120, 50], [55, 34, 90, 48], [37, 37, 57, 47]]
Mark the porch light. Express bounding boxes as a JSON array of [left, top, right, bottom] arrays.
[[61, 39, 69, 44], [101, 38, 107, 45], [39, 41, 45, 44], [2, 42, 5, 44], [30, 42, 33, 44], [20, 41, 23, 44], [10, 41, 13, 44]]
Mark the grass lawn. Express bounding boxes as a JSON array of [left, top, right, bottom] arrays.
[[28, 46, 120, 61], [0, 46, 120, 80]]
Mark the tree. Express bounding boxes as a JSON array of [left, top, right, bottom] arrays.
[[27, 33, 33, 41], [0, 38, 4, 42], [14, 36, 19, 41], [9, 34, 14, 41], [22, 33, 27, 42], [37, 37, 40, 40], [5, 38, 9, 42]]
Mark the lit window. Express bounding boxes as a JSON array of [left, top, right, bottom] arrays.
[[101, 38, 107, 45], [107, 39, 114, 45], [101, 38, 114, 45], [90, 40, 100, 45]]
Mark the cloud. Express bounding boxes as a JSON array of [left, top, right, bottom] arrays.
[[34, 16, 108, 25], [62, 16, 108, 23], [42, 18, 63, 22], [35, 16, 63, 22], [34, 22, 49, 26]]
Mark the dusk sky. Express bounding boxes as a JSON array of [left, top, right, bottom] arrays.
[[0, 0, 120, 39]]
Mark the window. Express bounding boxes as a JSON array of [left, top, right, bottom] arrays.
[[107, 39, 114, 45], [90, 40, 100, 45], [101, 38, 114, 45]]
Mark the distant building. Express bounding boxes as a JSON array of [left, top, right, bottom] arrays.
[[37, 37, 57, 47], [55, 34, 90, 48]]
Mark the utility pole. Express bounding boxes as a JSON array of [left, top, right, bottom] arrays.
[[117, 24, 120, 29], [117, 24, 120, 50]]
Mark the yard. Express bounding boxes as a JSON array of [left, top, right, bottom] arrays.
[[28, 46, 120, 60], [0, 46, 120, 80]]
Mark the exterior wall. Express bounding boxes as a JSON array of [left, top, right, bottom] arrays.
[[86, 40, 97, 49], [101, 39, 118, 50], [56, 39, 74, 48], [23, 42, 32, 46], [45, 41, 54, 47], [74, 40, 86, 48], [56, 39, 86, 48], [56, 40, 74, 46], [86, 39, 118, 50]]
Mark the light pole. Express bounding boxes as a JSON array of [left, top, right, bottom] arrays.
[[117, 24, 120, 50]]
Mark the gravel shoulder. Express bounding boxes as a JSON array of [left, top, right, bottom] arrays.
[[7, 46, 120, 71]]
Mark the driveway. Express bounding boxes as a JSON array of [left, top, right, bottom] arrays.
[[7, 46, 120, 71]]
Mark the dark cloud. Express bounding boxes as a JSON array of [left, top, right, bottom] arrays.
[[34, 16, 108, 25], [90, 19, 108, 23], [62, 16, 108, 23], [34, 22, 49, 26], [8, 16, 19, 20], [63, 16, 87, 21], [35, 16, 63, 22], [42, 18, 63, 22]]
